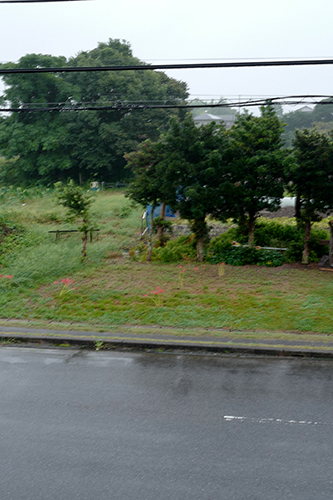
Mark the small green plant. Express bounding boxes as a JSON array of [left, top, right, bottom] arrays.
[[0, 337, 20, 345], [217, 262, 226, 276], [53, 278, 76, 298], [0, 274, 15, 290], [178, 266, 186, 287], [94, 340, 105, 350], [144, 286, 164, 306], [54, 180, 95, 259], [153, 216, 173, 246]]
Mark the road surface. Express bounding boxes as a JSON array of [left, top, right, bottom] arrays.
[[0, 347, 332, 499]]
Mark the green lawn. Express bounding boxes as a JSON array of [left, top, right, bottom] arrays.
[[0, 189, 332, 338]]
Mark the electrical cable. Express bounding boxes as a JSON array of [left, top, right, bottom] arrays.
[[0, 1, 86, 3], [1, 59, 333, 74], [1, 95, 332, 113]]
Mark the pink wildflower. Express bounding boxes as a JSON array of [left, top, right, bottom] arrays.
[[4, 275, 13, 279]]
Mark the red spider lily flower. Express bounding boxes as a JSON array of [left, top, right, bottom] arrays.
[[61, 278, 73, 285], [220, 262, 226, 266], [4, 275, 13, 279], [0, 275, 2, 278], [53, 281, 59, 284], [144, 294, 148, 297], [179, 265, 183, 268], [194, 267, 198, 270]]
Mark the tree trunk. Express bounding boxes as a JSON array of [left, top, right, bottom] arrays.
[[192, 217, 208, 263], [248, 213, 255, 247], [295, 194, 302, 228], [196, 237, 204, 263], [147, 203, 156, 262], [156, 201, 166, 245], [82, 230, 88, 259], [302, 219, 311, 264]]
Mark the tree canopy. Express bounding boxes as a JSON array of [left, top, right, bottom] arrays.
[[127, 114, 230, 261], [283, 99, 333, 146], [126, 107, 287, 259], [221, 106, 287, 245], [289, 128, 333, 263], [0, 39, 189, 185]]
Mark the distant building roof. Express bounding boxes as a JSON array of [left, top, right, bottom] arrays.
[[193, 113, 235, 129], [298, 105, 313, 113], [194, 113, 222, 122]]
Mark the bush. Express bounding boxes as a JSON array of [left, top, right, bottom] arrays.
[[254, 219, 300, 247], [152, 235, 196, 262], [207, 245, 285, 267], [207, 218, 330, 265]]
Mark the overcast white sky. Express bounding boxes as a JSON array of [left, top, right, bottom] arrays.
[[1, 0, 333, 110]]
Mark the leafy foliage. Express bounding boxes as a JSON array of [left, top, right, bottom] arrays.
[[0, 40, 189, 185], [206, 219, 329, 265], [152, 235, 196, 262], [288, 128, 333, 263], [54, 180, 95, 259], [208, 245, 285, 267], [283, 98, 333, 147], [219, 105, 287, 246], [162, 114, 229, 261]]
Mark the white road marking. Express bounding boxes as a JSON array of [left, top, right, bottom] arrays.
[[223, 415, 329, 426]]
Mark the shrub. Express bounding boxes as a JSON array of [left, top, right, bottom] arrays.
[[207, 219, 329, 264], [207, 245, 285, 267], [152, 235, 196, 262], [254, 218, 300, 247]]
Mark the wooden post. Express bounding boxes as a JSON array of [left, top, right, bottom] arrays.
[[329, 221, 333, 268]]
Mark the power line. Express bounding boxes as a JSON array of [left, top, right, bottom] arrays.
[[1, 59, 333, 74], [0, 1, 86, 3], [1, 95, 332, 113]]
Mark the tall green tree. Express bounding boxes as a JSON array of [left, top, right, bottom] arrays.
[[0, 39, 188, 185], [163, 115, 228, 262], [223, 106, 287, 246], [126, 114, 230, 262], [289, 129, 333, 264], [125, 139, 173, 259]]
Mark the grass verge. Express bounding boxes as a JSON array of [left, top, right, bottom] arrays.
[[0, 190, 332, 343]]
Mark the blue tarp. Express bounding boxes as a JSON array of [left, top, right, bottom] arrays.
[[145, 204, 175, 232]]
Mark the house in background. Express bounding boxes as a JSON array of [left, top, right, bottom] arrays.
[[298, 105, 313, 113], [193, 112, 235, 129]]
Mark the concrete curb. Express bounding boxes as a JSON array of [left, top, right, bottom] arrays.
[[1, 333, 333, 359]]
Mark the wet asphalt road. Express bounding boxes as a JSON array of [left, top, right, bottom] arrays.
[[0, 347, 332, 500]]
